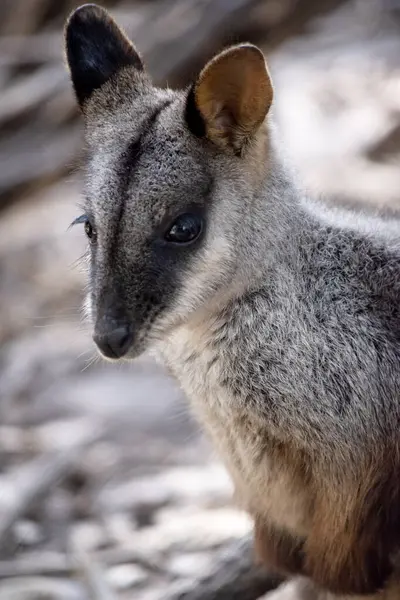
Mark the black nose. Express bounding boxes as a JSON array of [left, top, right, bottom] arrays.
[[93, 325, 133, 359]]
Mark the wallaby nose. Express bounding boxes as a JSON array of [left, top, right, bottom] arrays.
[[93, 325, 133, 359]]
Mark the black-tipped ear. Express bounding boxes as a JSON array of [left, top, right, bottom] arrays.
[[65, 4, 144, 107]]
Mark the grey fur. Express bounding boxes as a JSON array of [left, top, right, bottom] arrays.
[[65, 5, 400, 599]]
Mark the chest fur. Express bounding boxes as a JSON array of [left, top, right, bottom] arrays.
[[157, 325, 312, 536]]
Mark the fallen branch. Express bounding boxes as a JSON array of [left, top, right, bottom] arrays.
[[164, 534, 282, 600], [0, 576, 86, 600], [0, 123, 81, 202], [0, 65, 66, 127], [96, 545, 171, 578], [72, 544, 118, 600], [0, 547, 167, 580], [0, 552, 72, 579], [0, 428, 101, 551], [132, 0, 263, 86]]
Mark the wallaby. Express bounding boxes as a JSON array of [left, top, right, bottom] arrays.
[[65, 5, 400, 599]]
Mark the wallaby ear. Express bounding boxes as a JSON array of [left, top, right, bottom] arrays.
[[185, 44, 273, 155], [65, 4, 144, 107]]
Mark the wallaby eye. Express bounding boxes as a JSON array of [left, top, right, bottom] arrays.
[[70, 214, 96, 242], [84, 220, 94, 239], [165, 214, 203, 244]]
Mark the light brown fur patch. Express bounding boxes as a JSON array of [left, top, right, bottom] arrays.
[[304, 450, 400, 595]]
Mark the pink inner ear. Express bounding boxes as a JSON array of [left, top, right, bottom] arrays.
[[214, 106, 236, 132]]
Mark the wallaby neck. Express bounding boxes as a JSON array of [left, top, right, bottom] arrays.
[[232, 142, 312, 294]]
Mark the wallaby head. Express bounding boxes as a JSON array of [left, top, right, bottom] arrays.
[[65, 3, 274, 360]]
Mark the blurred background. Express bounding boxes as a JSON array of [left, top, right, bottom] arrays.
[[0, 0, 400, 599]]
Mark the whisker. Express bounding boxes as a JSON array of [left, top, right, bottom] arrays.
[[33, 324, 75, 329], [69, 258, 89, 271], [31, 312, 81, 320], [81, 354, 100, 372], [76, 349, 92, 360]]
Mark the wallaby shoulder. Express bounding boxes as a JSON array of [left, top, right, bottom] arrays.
[[160, 200, 400, 449]]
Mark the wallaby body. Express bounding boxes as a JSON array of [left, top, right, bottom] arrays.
[[157, 181, 400, 596], [65, 5, 400, 598]]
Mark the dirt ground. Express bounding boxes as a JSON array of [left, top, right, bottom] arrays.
[[0, 1, 400, 599]]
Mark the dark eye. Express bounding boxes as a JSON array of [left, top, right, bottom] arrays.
[[165, 214, 203, 244], [84, 220, 94, 239], [70, 214, 96, 242]]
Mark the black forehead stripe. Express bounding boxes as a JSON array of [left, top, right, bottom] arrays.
[[121, 98, 174, 176], [124, 137, 142, 172], [110, 98, 174, 261], [145, 98, 174, 134]]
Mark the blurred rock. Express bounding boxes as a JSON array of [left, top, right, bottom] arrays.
[[106, 563, 148, 590], [167, 552, 213, 578], [14, 520, 44, 548], [70, 521, 108, 554]]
